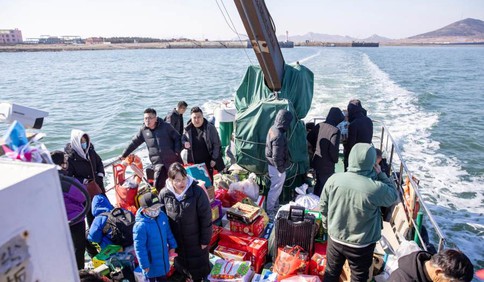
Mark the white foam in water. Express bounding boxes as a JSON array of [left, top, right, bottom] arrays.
[[304, 50, 482, 267], [360, 53, 483, 264]]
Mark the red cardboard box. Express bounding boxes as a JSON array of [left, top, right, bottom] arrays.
[[229, 215, 264, 237], [309, 242, 327, 279], [218, 229, 268, 273], [209, 225, 223, 248]]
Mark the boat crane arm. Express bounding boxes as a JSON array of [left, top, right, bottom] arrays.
[[233, 0, 285, 91]]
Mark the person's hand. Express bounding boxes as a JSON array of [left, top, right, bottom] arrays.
[[373, 163, 382, 174], [169, 248, 177, 258], [201, 244, 208, 250], [210, 160, 216, 168], [143, 267, 149, 273], [184, 142, 191, 149]]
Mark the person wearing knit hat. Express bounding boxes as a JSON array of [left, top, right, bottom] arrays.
[[133, 193, 177, 281]]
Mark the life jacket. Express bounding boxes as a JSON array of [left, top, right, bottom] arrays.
[[101, 208, 135, 247]]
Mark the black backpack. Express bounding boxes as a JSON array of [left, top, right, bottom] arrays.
[[101, 208, 135, 247]]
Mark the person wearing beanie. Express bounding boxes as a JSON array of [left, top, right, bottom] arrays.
[[133, 193, 177, 282]]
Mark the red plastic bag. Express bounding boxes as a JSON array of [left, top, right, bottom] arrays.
[[274, 246, 309, 280], [215, 188, 232, 207], [228, 189, 247, 205]]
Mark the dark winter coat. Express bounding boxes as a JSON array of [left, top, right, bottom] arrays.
[[60, 175, 87, 224], [345, 102, 373, 163], [87, 195, 114, 249], [158, 177, 212, 280], [388, 251, 432, 282], [265, 109, 293, 173], [65, 130, 105, 190], [307, 107, 345, 174], [133, 208, 177, 279], [182, 119, 225, 172], [122, 117, 182, 167], [165, 108, 184, 135]]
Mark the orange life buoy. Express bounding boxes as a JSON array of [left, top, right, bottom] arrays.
[[125, 154, 143, 184], [403, 176, 420, 220]]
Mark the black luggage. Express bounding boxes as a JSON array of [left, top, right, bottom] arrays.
[[273, 206, 318, 260]]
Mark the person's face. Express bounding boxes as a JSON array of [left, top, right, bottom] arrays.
[[144, 113, 157, 129], [178, 106, 187, 115], [191, 112, 204, 128], [81, 136, 87, 143], [171, 172, 187, 190], [376, 155, 382, 164]]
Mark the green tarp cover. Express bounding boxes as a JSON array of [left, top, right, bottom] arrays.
[[235, 63, 314, 119], [234, 64, 314, 180]]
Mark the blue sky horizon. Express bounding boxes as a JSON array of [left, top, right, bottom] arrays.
[[1, 0, 483, 40]]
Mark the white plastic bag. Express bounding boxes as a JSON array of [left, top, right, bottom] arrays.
[[294, 184, 320, 210], [229, 173, 259, 201]]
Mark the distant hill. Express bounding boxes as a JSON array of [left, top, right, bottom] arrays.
[[362, 34, 392, 42], [276, 18, 484, 45], [409, 18, 484, 39]]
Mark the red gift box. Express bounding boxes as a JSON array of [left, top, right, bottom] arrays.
[[229, 215, 264, 237], [309, 242, 327, 279], [218, 229, 268, 273], [209, 225, 223, 248]]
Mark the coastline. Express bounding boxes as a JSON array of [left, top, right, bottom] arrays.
[[1, 40, 483, 52]]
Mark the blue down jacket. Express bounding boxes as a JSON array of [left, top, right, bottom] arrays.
[[87, 195, 114, 249], [133, 208, 177, 278]]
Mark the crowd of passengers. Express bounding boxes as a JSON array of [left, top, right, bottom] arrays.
[[52, 99, 474, 282]]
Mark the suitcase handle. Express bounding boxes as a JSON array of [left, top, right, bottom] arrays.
[[289, 206, 305, 222]]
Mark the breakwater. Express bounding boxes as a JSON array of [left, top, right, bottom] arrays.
[[0, 41, 251, 52]]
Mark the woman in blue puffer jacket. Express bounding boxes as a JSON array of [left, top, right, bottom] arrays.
[[134, 193, 177, 282]]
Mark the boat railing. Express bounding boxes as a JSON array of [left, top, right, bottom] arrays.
[[373, 120, 446, 252]]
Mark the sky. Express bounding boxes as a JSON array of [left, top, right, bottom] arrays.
[[1, 0, 484, 40]]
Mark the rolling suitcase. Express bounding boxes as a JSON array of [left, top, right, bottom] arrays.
[[273, 206, 317, 260]]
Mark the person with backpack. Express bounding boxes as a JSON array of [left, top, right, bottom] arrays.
[[51, 150, 88, 270], [88, 194, 135, 250], [134, 193, 178, 282]]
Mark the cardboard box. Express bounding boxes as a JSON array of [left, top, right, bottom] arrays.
[[185, 163, 212, 187], [230, 215, 264, 237], [206, 186, 215, 202], [219, 229, 268, 274], [309, 242, 327, 279], [214, 245, 248, 261], [227, 202, 261, 224], [260, 222, 274, 240], [210, 225, 224, 248], [211, 199, 223, 222]]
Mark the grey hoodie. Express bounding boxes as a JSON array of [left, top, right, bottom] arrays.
[[265, 109, 293, 173]]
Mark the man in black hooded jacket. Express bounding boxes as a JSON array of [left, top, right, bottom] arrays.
[[388, 249, 473, 282], [344, 99, 373, 171], [307, 107, 344, 196], [122, 108, 182, 191]]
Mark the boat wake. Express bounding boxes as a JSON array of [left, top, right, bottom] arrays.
[[360, 53, 484, 267]]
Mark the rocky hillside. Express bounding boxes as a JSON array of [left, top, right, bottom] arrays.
[[410, 18, 484, 39]]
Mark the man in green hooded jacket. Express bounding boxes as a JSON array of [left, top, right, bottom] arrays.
[[320, 143, 398, 282]]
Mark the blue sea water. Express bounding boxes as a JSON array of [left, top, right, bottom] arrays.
[[1, 46, 483, 269]]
